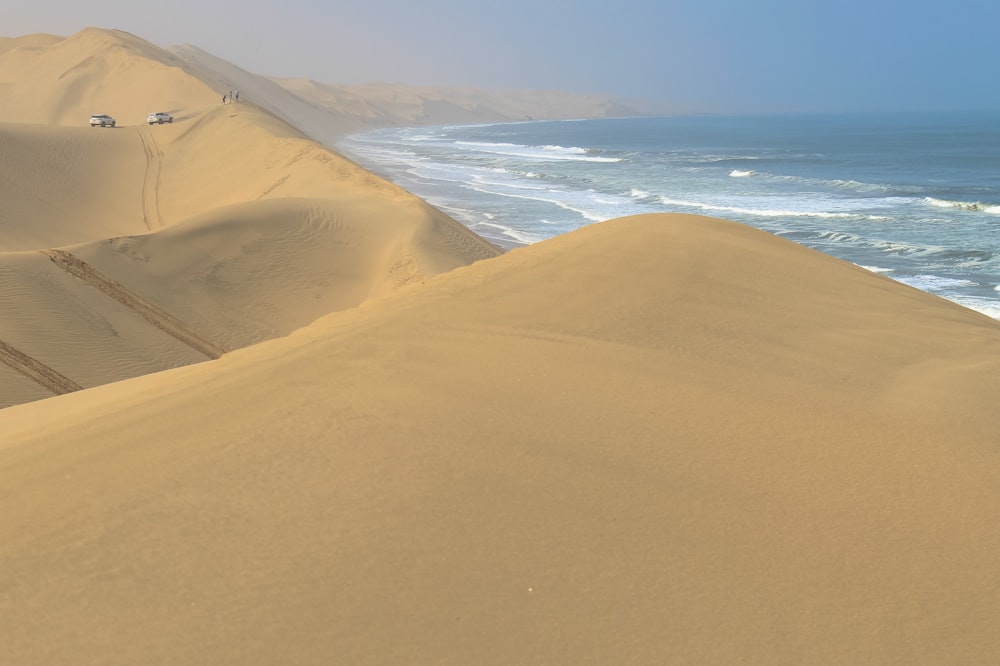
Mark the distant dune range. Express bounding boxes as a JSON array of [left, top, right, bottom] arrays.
[[2, 27, 1000, 665]]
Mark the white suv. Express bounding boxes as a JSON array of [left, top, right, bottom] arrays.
[[89, 114, 115, 127], [147, 112, 173, 125]]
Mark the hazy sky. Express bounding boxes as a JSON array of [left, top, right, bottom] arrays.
[[6, 0, 1000, 113]]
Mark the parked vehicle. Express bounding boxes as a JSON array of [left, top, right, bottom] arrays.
[[147, 112, 173, 125], [89, 114, 116, 128]]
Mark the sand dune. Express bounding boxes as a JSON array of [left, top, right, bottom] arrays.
[[0, 111, 498, 406], [3, 214, 1000, 664], [0, 28, 218, 127], [0, 31, 500, 408], [0, 121, 151, 248], [1, 28, 647, 138], [2, 26, 1000, 665]]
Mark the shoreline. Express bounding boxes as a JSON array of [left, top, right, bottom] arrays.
[[336, 112, 1000, 320]]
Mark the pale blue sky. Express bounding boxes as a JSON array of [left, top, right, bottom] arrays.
[[6, 0, 1000, 113]]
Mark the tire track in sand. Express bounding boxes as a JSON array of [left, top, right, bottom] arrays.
[[0, 339, 84, 395], [41, 249, 226, 360], [137, 128, 163, 230]]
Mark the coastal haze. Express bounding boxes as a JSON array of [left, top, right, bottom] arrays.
[[4, 0, 1000, 114], [2, 26, 1000, 666]]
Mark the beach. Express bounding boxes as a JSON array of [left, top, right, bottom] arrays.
[[2, 28, 1000, 665]]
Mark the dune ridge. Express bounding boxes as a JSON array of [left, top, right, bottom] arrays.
[[0, 28, 219, 127], [165, 42, 671, 146], [2, 26, 1000, 665], [3, 213, 1000, 664], [1, 30, 508, 408]]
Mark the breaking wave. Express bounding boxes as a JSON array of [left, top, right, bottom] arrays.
[[924, 197, 1000, 214], [453, 141, 621, 162]]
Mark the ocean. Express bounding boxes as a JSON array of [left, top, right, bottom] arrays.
[[337, 112, 1000, 319]]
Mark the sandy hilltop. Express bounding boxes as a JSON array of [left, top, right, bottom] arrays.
[[2, 27, 1000, 665]]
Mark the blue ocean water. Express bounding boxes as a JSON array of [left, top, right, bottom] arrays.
[[337, 112, 1000, 318]]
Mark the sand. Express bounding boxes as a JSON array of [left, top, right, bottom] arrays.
[[2, 28, 1000, 665], [0, 34, 502, 408]]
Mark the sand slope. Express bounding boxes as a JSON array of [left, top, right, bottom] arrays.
[[0, 31, 500, 408], [2, 213, 1000, 664], [0, 121, 151, 248], [0, 28, 219, 127], [0, 109, 498, 405]]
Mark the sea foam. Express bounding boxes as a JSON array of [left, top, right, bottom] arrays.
[[453, 141, 621, 162], [925, 197, 1000, 214]]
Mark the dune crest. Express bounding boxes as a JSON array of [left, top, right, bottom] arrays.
[[3, 214, 1000, 664], [0, 28, 218, 127]]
